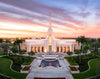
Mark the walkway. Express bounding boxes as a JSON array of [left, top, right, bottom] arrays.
[[26, 58, 73, 79]]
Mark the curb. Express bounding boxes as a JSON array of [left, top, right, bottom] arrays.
[[80, 58, 100, 73], [0, 73, 14, 79], [0, 58, 21, 73], [85, 74, 100, 79], [9, 59, 21, 73]]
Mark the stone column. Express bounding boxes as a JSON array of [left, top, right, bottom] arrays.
[[62, 46, 64, 53], [40, 46, 42, 52], [66, 46, 67, 52], [34, 46, 35, 52], [26, 46, 29, 53], [29, 45, 31, 52], [33, 46, 34, 52], [37, 46, 38, 53], [72, 45, 74, 52], [72, 45, 74, 53], [70, 45, 72, 52], [58, 46, 60, 52]]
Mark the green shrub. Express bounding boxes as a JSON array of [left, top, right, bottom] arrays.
[[65, 55, 99, 72], [28, 51, 35, 56], [3, 55, 34, 72], [67, 51, 73, 55]]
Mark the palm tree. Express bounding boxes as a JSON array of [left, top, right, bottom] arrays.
[[19, 49, 25, 56], [10, 45, 18, 54], [91, 42, 100, 55], [5, 39, 11, 43], [0, 38, 3, 43], [76, 36, 87, 44], [76, 36, 88, 53], [67, 51, 73, 56], [75, 49, 82, 63], [97, 38, 100, 42], [83, 45, 90, 53], [0, 43, 9, 55], [14, 38, 25, 52], [28, 51, 35, 56]]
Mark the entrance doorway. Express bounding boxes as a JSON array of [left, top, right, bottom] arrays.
[[49, 45, 52, 52]]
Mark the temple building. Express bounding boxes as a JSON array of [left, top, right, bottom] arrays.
[[21, 13, 81, 54]]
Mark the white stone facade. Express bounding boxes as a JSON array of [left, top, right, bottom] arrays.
[[21, 26, 81, 54]]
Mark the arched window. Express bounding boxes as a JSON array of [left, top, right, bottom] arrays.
[[38, 46, 40, 52], [35, 47, 37, 53], [49, 34, 52, 44], [31, 47, 33, 52], [56, 46, 59, 52], [42, 46, 44, 52], [64, 47, 66, 53], [25, 47, 27, 52], [60, 46, 63, 52], [67, 46, 70, 52]]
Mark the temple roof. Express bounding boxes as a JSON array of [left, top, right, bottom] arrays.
[[48, 26, 53, 33]]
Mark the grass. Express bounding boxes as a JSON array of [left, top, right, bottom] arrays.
[[65, 56, 78, 65], [65, 55, 99, 72], [22, 57, 35, 65], [0, 58, 27, 79], [72, 58, 100, 79], [89, 52, 100, 55], [0, 52, 7, 55], [3, 55, 35, 72], [0, 75, 11, 79], [90, 76, 100, 79]]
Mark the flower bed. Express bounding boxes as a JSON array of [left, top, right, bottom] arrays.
[[69, 66, 78, 71], [22, 66, 31, 71]]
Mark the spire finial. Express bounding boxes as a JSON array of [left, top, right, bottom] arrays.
[[49, 12, 51, 27]]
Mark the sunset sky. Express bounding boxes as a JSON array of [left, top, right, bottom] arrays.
[[0, 0, 100, 38]]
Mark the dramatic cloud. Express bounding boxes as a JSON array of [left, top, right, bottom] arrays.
[[0, 0, 100, 38]]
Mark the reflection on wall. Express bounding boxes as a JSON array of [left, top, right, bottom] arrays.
[[38, 46, 40, 52], [60, 46, 63, 52], [49, 34, 52, 44], [67, 46, 70, 52], [35, 47, 37, 52], [57, 46, 59, 52], [42, 46, 44, 52], [64, 47, 66, 53], [31, 47, 33, 52]]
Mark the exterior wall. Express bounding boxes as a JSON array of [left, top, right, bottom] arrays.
[[20, 38, 81, 54], [20, 27, 81, 54]]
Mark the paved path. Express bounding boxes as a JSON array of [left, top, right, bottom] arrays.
[[26, 59, 73, 79]]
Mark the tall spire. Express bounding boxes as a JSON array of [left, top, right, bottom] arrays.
[[47, 12, 53, 34], [49, 12, 51, 27]]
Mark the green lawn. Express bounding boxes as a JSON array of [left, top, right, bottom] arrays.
[[0, 58, 27, 79], [89, 52, 100, 55], [73, 58, 100, 79], [3, 55, 35, 72], [65, 56, 78, 65], [65, 55, 99, 72], [0, 52, 7, 55], [0, 74, 11, 79], [22, 57, 35, 65]]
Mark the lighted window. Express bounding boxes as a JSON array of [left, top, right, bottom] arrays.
[[49, 35, 52, 44], [31, 47, 33, 51]]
